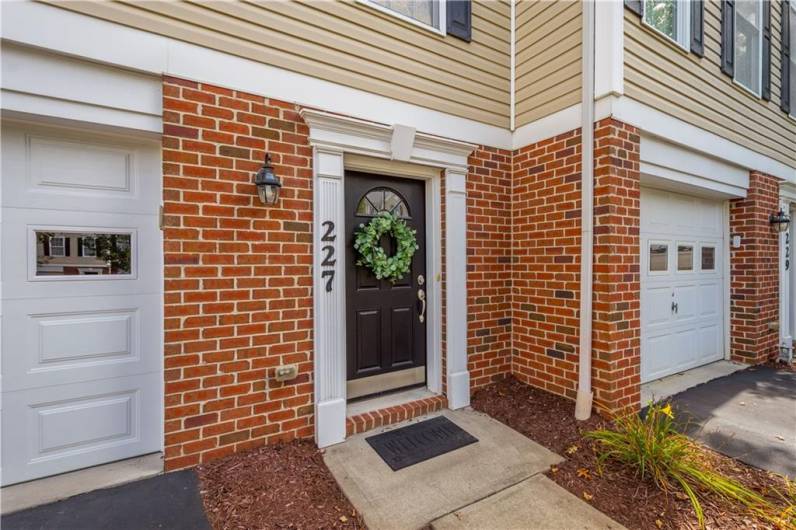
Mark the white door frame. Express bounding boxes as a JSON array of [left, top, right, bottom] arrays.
[[301, 109, 475, 447]]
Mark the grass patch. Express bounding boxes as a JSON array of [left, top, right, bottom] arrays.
[[587, 403, 795, 530]]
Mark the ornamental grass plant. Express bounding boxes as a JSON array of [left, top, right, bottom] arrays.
[[586, 402, 796, 529]]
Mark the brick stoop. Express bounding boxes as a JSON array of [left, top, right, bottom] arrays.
[[346, 395, 448, 436]]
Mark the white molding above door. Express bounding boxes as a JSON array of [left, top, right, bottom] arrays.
[[301, 109, 475, 447]]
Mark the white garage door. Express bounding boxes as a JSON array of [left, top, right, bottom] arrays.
[[1, 123, 162, 485], [640, 188, 725, 383]]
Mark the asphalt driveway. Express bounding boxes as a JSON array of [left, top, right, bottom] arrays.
[[2, 469, 210, 530], [670, 366, 796, 478]]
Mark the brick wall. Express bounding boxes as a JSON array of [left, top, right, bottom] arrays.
[[467, 147, 513, 390], [729, 171, 781, 364], [591, 119, 641, 415], [161, 77, 314, 470], [511, 130, 583, 400]]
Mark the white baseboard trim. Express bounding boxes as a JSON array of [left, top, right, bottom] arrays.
[[316, 399, 347, 448], [447, 371, 471, 410]]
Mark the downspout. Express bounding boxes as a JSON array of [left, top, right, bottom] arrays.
[[575, 0, 596, 421], [510, 0, 516, 132]]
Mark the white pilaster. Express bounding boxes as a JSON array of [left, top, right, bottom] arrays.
[[445, 168, 470, 409], [313, 147, 346, 447], [594, 0, 624, 99]]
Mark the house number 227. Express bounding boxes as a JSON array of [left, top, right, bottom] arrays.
[[321, 220, 336, 292]]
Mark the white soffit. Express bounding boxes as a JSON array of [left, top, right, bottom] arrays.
[[640, 134, 749, 198], [0, 42, 162, 133]]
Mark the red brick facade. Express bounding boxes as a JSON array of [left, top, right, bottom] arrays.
[[467, 147, 513, 390], [729, 171, 781, 364], [162, 77, 314, 470], [511, 129, 583, 400], [159, 75, 782, 470], [590, 119, 641, 415]]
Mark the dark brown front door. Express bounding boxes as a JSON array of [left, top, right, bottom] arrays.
[[345, 171, 427, 398]]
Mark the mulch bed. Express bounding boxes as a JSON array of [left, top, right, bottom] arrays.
[[198, 440, 365, 530], [472, 376, 792, 530]]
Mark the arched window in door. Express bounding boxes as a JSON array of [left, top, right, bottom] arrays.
[[355, 187, 411, 219]]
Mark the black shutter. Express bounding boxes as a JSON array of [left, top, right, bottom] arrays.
[[77, 237, 83, 257], [446, 0, 471, 42], [625, 0, 643, 16], [691, 0, 705, 56], [64, 237, 71, 257], [783, 0, 792, 113], [762, 1, 772, 100], [721, 0, 735, 76], [43, 235, 50, 257]]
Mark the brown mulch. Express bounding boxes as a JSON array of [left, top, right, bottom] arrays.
[[472, 376, 793, 530], [198, 440, 365, 530]]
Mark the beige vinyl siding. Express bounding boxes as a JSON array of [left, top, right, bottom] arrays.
[[514, 0, 582, 128], [625, 2, 796, 168], [44, 0, 511, 127]]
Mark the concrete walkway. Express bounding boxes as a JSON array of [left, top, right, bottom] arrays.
[[324, 409, 624, 530], [670, 366, 796, 478]]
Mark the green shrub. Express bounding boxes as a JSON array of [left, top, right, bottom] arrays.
[[586, 402, 795, 529]]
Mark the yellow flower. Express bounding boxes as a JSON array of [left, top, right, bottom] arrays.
[[661, 403, 674, 419]]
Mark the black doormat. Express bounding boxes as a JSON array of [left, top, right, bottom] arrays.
[[365, 416, 478, 471]]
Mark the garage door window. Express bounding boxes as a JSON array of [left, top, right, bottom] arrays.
[[649, 242, 669, 272], [677, 243, 694, 271], [35, 230, 133, 277], [701, 246, 715, 271]]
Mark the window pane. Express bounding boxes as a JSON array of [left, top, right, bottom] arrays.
[[650, 243, 668, 271], [370, 0, 438, 27], [735, 0, 761, 94], [644, 0, 677, 40], [36, 231, 132, 276], [678, 244, 694, 271], [701, 247, 715, 270], [356, 188, 410, 219]]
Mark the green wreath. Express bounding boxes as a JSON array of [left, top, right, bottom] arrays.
[[353, 212, 418, 283]]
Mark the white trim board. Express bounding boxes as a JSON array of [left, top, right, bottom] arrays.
[[1, 1, 510, 150], [303, 109, 473, 447], [3, 0, 793, 181]]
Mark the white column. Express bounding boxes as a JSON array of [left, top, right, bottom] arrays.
[[594, 0, 624, 99], [781, 201, 793, 360], [445, 168, 469, 409], [313, 147, 346, 447]]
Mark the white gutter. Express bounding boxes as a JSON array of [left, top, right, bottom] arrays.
[[510, 0, 516, 131], [575, 0, 596, 421]]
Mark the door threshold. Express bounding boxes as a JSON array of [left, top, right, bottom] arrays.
[[1, 452, 163, 515], [346, 386, 437, 418], [641, 360, 747, 405]]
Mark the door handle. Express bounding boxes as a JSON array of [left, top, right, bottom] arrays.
[[671, 301, 678, 314], [418, 288, 426, 323]]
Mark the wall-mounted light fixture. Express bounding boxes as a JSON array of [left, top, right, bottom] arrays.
[[770, 208, 791, 233], [254, 154, 282, 205]]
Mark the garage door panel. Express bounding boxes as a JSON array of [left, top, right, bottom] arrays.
[[1, 208, 160, 300], [644, 333, 673, 379], [673, 284, 697, 320], [699, 282, 721, 317], [643, 286, 673, 325], [698, 324, 722, 362], [1, 124, 160, 214], [1, 374, 160, 485], [2, 294, 160, 392]]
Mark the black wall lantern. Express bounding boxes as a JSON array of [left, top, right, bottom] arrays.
[[770, 208, 791, 233], [254, 154, 282, 205]]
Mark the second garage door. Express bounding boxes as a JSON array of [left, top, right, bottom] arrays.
[[640, 188, 726, 383]]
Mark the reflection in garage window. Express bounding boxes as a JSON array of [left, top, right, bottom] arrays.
[[36, 231, 132, 276], [649, 243, 668, 271], [677, 244, 693, 271], [701, 246, 715, 270]]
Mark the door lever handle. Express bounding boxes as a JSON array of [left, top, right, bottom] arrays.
[[671, 301, 679, 314], [418, 288, 426, 323]]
